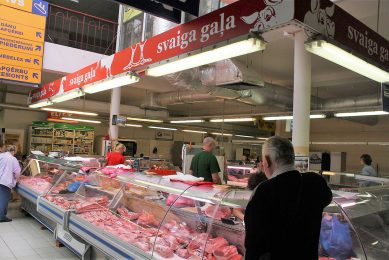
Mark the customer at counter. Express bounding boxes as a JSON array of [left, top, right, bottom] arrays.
[[189, 137, 221, 184], [244, 136, 332, 260], [0, 145, 21, 222], [360, 154, 377, 177], [106, 143, 128, 166]]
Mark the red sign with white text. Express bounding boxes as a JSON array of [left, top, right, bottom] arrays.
[[294, 0, 389, 71], [29, 0, 293, 103]]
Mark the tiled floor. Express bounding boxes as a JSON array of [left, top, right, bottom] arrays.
[[0, 202, 79, 260]]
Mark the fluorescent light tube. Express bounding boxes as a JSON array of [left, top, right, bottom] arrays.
[[170, 120, 204, 123], [182, 129, 207, 134], [257, 137, 268, 140], [52, 89, 84, 103], [235, 135, 255, 138], [61, 117, 101, 124], [263, 114, 326, 120], [263, 116, 293, 121], [148, 126, 177, 131], [146, 37, 266, 77], [310, 114, 327, 119], [211, 132, 233, 136], [41, 108, 98, 116], [334, 111, 389, 117], [306, 40, 389, 83], [127, 117, 163, 123], [29, 99, 53, 108], [125, 124, 142, 128], [83, 73, 139, 94], [210, 118, 255, 122]]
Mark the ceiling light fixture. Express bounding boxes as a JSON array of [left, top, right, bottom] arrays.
[[148, 126, 177, 131], [127, 117, 163, 123], [235, 135, 255, 138], [263, 114, 326, 121], [52, 89, 84, 103], [170, 120, 205, 123], [306, 39, 389, 83], [29, 99, 53, 108], [41, 108, 98, 116], [83, 73, 140, 94], [146, 36, 266, 77], [211, 132, 233, 136], [210, 118, 255, 123], [257, 137, 268, 140], [334, 111, 389, 117], [182, 129, 207, 134], [61, 117, 101, 124], [125, 124, 143, 128]]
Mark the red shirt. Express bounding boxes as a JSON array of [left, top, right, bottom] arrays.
[[106, 152, 125, 166]]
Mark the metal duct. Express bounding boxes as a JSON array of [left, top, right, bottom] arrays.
[[319, 94, 381, 110], [155, 87, 244, 106]]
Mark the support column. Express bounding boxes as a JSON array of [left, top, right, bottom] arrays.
[[108, 4, 124, 144], [109, 87, 121, 142], [292, 31, 311, 156]]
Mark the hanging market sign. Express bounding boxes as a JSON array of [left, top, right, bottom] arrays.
[[0, 0, 48, 16], [294, 0, 389, 71], [29, 0, 294, 103], [0, 2, 47, 85], [0, 19, 45, 42], [0, 5, 46, 29]]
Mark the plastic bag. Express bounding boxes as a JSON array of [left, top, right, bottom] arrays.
[[320, 214, 353, 260]]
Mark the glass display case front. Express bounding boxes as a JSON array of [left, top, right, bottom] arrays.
[[18, 156, 66, 196], [16, 156, 389, 259]]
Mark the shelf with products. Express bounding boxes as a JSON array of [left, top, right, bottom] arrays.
[[29, 122, 95, 155]]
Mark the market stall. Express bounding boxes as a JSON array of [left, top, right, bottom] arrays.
[[14, 155, 389, 259]]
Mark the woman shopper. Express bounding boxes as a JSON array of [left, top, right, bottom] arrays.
[[360, 154, 377, 177], [106, 143, 127, 166], [0, 145, 21, 222]]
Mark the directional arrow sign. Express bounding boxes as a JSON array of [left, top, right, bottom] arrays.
[[0, 63, 41, 84], [0, 35, 44, 56], [0, 20, 45, 43], [0, 49, 42, 70]]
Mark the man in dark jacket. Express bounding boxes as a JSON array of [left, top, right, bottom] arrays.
[[245, 136, 332, 260]]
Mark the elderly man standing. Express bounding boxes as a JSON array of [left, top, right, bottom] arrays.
[[244, 136, 332, 260], [190, 137, 221, 184], [0, 145, 21, 222]]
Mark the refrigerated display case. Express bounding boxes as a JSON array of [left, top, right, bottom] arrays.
[[226, 161, 256, 187], [15, 156, 389, 259]]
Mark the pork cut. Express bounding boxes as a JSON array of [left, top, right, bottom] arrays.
[[138, 211, 159, 227], [204, 205, 231, 220], [117, 207, 141, 220], [205, 237, 229, 254], [154, 244, 174, 258]]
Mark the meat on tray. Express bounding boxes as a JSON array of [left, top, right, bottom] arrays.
[[117, 207, 141, 220], [75, 196, 109, 213], [137, 211, 159, 227], [154, 244, 174, 258], [74, 207, 243, 259], [205, 237, 229, 254], [204, 205, 232, 220], [213, 245, 239, 259], [18, 176, 53, 194]]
